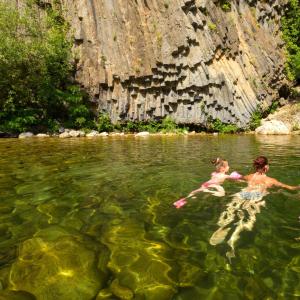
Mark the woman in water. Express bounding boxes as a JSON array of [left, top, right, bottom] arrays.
[[210, 156, 300, 260], [242, 156, 300, 195], [174, 158, 242, 208]]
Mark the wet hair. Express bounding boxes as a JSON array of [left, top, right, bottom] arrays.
[[253, 156, 268, 172], [211, 158, 228, 171]]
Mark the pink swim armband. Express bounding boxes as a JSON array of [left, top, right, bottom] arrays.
[[229, 171, 243, 180]]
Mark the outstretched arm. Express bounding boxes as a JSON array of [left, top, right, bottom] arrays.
[[271, 178, 300, 190]]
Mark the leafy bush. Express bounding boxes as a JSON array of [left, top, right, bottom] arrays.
[[95, 114, 114, 132], [207, 118, 239, 133], [160, 116, 178, 132], [208, 22, 217, 31], [248, 101, 279, 130], [120, 117, 188, 133], [249, 111, 262, 131], [281, 0, 300, 81], [221, 1, 231, 12]]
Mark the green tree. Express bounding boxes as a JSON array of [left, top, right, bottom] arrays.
[[0, 1, 91, 133], [282, 0, 300, 81]]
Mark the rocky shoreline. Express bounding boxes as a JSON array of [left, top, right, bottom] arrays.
[[1, 101, 299, 139], [6, 129, 300, 140]]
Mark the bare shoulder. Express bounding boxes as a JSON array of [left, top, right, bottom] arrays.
[[243, 173, 254, 181]]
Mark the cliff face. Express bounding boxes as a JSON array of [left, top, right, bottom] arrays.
[[61, 0, 288, 126]]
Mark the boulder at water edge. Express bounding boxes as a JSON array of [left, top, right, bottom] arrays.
[[69, 130, 85, 137], [86, 130, 100, 137], [135, 131, 150, 137], [36, 134, 50, 138], [59, 132, 71, 138], [99, 132, 109, 136], [18, 132, 34, 139], [255, 120, 291, 135], [8, 234, 104, 300]]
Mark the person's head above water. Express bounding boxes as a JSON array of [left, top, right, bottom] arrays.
[[211, 158, 229, 173], [253, 156, 269, 173]]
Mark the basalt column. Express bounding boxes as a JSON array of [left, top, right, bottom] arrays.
[[61, 0, 288, 127]]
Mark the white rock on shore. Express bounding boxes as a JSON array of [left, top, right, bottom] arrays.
[[86, 130, 100, 137], [135, 131, 150, 137], [36, 134, 50, 138], [99, 132, 109, 137], [255, 120, 291, 135], [69, 130, 85, 137], [59, 132, 71, 138], [59, 130, 86, 138], [19, 132, 34, 138]]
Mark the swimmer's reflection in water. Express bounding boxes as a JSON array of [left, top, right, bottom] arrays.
[[210, 156, 300, 261]]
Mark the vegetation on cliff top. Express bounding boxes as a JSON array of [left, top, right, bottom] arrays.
[[281, 0, 300, 82]]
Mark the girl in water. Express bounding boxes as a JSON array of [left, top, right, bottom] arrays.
[[174, 158, 242, 208], [210, 156, 300, 260]]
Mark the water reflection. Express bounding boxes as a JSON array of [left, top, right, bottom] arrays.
[[255, 134, 293, 145]]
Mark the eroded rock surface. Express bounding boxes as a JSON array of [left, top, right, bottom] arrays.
[[59, 0, 288, 127]]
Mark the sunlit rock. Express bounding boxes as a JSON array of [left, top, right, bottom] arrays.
[[135, 132, 150, 137], [59, 132, 71, 138], [60, 1, 287, 127], [86, 130, 100, 137], [36, 134, 50, 138], [99, 132, 109, 137], [255, 120, 291, 135], [18, 132, 34, 139], [69, 130, 86, 137], [9, 233, 104, 300]]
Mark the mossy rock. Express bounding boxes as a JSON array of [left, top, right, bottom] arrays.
[[110, 279, 133, 300]]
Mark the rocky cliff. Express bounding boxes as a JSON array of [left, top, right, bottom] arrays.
[[60, 0, 288, 127]]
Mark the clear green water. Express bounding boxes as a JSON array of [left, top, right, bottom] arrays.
[[0, 135, 300, 300]]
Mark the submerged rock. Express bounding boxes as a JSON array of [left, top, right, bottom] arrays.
[[96, 289, 113, 300], [100, 219, 177, 299], [8, 231, 104, 300], [255, 120, 291, 135], [0, 290, 36, 300], [110, 279, 133, 300]]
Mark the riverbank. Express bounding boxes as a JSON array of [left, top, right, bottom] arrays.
[[1, 99, 300, 139]]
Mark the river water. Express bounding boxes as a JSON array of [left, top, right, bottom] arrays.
[[0, 135, 299, 299]]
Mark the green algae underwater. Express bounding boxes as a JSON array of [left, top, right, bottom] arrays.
[[0, 135, 300, 300]]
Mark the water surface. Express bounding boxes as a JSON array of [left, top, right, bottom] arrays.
[[0, 135, 299, 299]]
